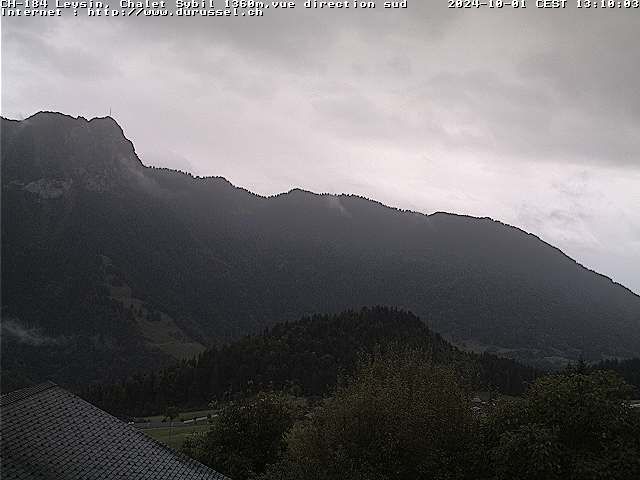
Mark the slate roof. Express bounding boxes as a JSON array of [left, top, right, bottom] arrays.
[[1, 382, 230, 479]]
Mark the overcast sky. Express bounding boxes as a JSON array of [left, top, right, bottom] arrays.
[[2, 4, 639, 293]]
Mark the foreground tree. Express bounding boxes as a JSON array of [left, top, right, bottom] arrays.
[[181, 393, 298, 479], [264, 348, 478, 480], [484, 370, 640, 480], [180, 347, 640, 480]]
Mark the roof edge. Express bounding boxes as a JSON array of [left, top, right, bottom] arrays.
[[1, 381, 58, 407]]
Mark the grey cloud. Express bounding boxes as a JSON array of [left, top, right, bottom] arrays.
[[548, 209, 591, 228], [409, 68, 640, 166], [2, 20, 119, 80]]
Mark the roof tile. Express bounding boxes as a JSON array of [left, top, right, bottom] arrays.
[[1, 383, 231, 480]]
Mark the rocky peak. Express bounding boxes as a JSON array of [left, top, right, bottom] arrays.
[[1, 112, 144, 194]]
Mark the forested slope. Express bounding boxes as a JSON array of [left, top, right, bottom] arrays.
[[2, 112, 639, 388], [84, 307, 540, 416]]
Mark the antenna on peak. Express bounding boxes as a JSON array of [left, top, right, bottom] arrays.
[[109, 107, 112, 117]]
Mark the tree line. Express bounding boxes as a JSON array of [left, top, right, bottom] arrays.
[[83, 307, 540, 416]]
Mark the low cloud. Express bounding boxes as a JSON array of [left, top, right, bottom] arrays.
[[2, 319, 68, 346]]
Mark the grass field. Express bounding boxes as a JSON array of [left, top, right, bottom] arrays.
[[143, 408, 217, 423], [143, 423, 210, 450]]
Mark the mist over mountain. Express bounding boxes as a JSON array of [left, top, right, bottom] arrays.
[[2, 112, 639, 389]]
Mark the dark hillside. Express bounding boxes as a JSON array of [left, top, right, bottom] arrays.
[[83, 307, 539, 416], [2, 112, 639, 388]]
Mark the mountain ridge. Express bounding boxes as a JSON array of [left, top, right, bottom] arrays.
[[4, 111, 634, 300], [2, 111, 639, 389]]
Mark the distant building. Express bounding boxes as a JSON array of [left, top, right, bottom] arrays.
[[471, 391, 493, 404], [1, 382, 230, 479]]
